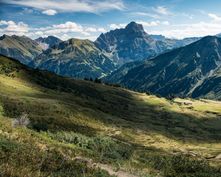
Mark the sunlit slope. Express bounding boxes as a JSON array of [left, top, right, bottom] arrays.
[[0, 55, 221, 177]]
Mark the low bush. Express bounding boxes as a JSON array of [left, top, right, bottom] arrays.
[[48, 131, 133, 162], [138, 152, 220, 177], [0, 137, 112, 177], [12, 113, 30, 128]]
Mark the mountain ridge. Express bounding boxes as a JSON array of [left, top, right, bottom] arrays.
[[35, 35, 62, 50], [32, 38, 116, 79], [106, 35, 221, 100], [95, 22, 200, 65], [0, 34, 43, 65]]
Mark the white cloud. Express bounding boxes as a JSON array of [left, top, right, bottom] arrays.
[[138, 21, 160, 27], [97, 28, 106, 33], [153, 6, 171, 15], [85, 27, 97, 32], [52, 22, 84, 32], [34, 31, 44, 36], [208, 13, 221, 21], [3, 0, 125, 14], [0, 20, 10, 25], [149, 22, 221, 39], [42, 9, 57, 15], [60, 34, 71, 40], [133, 12, 160, 19], [162, 21, 170, 25], [0, 20, 108, 41], [109, 23, 126, 29], [0, 20, 29, 36]]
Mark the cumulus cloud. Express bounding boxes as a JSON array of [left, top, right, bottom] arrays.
[[149, 22, 221, 39], [109, 23, 126, 29], [0, 20, 109, 41], [138, 21, 160, 27], [42, 9, 57, 15], [0, 20, 29, 36], [137, 21, 170, 27], [97, 28, 106, 33], [85, 27, 97, 32], [208, 13, 221, 21], [60, 34, 71, 40], [2, 0, 125, 14]]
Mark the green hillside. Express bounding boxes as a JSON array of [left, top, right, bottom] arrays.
[[0, 55, 221, 177]]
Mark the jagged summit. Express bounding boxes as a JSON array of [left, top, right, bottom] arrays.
[[95, 21, 199, 65], [125, 21, 146, 35], [35, 35, 62, 49], [0, 34, 8, 40]]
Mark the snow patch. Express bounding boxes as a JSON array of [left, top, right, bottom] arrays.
[[196, 52, 200, 58]]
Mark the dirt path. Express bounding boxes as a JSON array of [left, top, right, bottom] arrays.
[[74, 156, 138, 177]]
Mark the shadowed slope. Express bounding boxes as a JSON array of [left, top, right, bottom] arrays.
[[107, 36, 221, 100]]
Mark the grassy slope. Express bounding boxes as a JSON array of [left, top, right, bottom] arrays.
[[0, 55, 221, 177]]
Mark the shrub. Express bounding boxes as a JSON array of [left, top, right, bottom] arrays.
[[94, 78, 102, 83], [32, 122, 48, 132], [138, 152, 220, 177], [12, 113, 30, 128], [48, 132, 133, 162]]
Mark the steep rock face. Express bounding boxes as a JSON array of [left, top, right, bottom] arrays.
[[33, 38, 116, 79], [95, 22, 199, 65], [0, 35, 43, 65], [35, 36, 62, 50], [107, 36, 221, 99], [95, 22, 164, 65]]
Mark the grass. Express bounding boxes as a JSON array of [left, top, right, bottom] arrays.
[[0, 55, 221, 176]]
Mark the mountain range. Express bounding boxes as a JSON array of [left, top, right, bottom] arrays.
[[0, 22, 221, 100], [0, 22, 200, 79], [95, 22, 199, 65], [32, 38, 116, 78], [106, 36, 221, 100]]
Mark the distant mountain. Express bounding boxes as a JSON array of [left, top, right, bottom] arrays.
[[106, 36, 221, 100], [32, 38, 116, 79], [95, 22, 199, 65], [95, 22, 164, 65], [105, 36, 201, 84], [0, 35, 43, 65], [35, 36, 62, 50]]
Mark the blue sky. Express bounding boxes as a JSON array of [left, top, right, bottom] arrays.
[[1, 0, 221, 40]]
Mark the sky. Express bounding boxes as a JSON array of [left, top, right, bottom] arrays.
[[1, 0, 221, 41]]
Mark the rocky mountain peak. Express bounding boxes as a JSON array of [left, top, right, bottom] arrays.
[[125, 21, 146, 36], [0, 34, 10, 40]]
